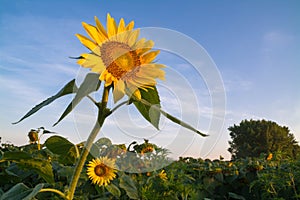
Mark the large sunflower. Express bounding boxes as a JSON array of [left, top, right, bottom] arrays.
[[76, 14, 165, 102], [86, 157, 117, 186]]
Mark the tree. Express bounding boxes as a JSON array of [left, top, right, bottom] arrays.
[[228, 119, 300, 159]]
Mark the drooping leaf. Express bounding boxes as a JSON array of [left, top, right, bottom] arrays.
[[119, 174, 139, 199], [22, 183, 44, 200], [18, 160, 54, 184], [138, 98, 208, 137], [0, 151, 32, 161], [228, 192, 246, 200], [44, 136, 78, 165], [0, 151, 54, 184], [53, 73, 101, 126], [0, 183, 30, 200], [106, 183, 121, 198], [0, 183, 44, 200], [13, 79, 77, 124], [160, 108, 208, 137], [95, 137, 112, 147], [133, 87, 161, 129]]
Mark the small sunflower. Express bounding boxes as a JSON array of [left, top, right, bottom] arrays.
[[140, 146, 154, 155], [28, 129, 38, 144], [266, 153, 273, 161], [158, 169, 167, 181], [76, 13, 165, 102], [87, 157, 117, 186]]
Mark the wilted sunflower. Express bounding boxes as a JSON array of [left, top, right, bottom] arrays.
[[76, 13, 165, 102], [87, 157, 117, 186]]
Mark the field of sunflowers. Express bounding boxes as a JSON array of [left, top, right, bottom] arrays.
[[1, 136, 300, 200]]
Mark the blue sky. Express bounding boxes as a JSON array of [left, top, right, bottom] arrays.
[[1, 0, 299, 160]]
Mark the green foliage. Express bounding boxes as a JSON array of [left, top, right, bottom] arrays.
[[1, 151, 54, 184], [44, 136, 79, 165], [133, 96, 208, 137], [133, 87, 161, 129], [119, 174, 139, 199], [228, 119, 300, 159], [0, 183, 43, 200], [54, 73, 101, 126], [13, 79, 78, 124], [1, 136, 300, 199]]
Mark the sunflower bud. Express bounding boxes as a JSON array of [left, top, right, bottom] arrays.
[[28, 129, 38, 143]]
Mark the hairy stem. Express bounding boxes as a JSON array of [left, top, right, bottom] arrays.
[[66, 87, 110, 200]]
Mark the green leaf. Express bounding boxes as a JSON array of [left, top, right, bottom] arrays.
[[161, 109, 208, 137], [0, 183, 30, 200], [138, 99, 208, 137], [0, 151, 32, 161], [1, 152, 54, 183], [133, 87, 161, 129], [22, 183, 44, 200], [0, 183, 44, 200], [119, 174, 139, 199], [106, 183, 121, 198], [95, 137, 112, 147], [13, 79, 77, 124], [228, 192, 246, 200], [53, 73, 101, 126], [45, 136, 78, 165], [19, 159, 54, 184]]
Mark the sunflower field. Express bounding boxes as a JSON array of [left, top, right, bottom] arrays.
[[1, 12, 299, 200], [1, 136, 300, 200]]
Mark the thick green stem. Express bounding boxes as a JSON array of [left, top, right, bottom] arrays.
[[67, 87, 110, 200]]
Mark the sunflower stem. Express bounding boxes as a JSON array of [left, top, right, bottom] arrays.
[[67, 86, 110, 200], [39, 188, 68, 199], [110, 100, 130, 113]]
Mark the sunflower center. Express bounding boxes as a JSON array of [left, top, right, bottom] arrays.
[[101, 41, 141, 79], [94, 164, 107, 176]]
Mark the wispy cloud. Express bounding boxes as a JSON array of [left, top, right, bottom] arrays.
[[261, 30, 294, 57]]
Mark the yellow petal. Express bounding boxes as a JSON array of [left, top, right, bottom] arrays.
[[132, 76, 156, 86], [77, 53, 105, 73], [117, 18, 126, 33], [82, 22, 105, 44], [75, 34, 98, 51], [128, 29, 140, 47], [94, 16, 108, 38], [139, 64, 166, 80], [113, 80, 125, 103], [107, 13, 117, 37], [125, 20, 134, 31], [100, 70, 114, 86], [141, 50, 160, 63], [135, 39, 154, 55], [133, 89, 141, 100]]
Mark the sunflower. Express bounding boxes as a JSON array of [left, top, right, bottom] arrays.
[[87, 157, 117, 186], [266, 153, 273, 161], [140, 145, 154, 155], [76, 13, 165, 102], [158, 169, 168, 181]]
